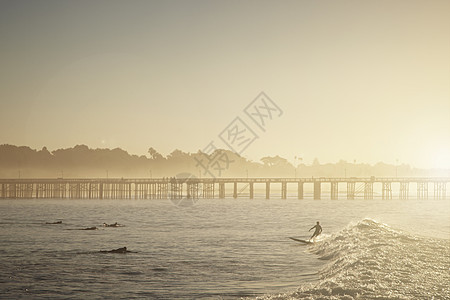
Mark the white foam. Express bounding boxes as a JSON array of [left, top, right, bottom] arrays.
[[256, 218, 450, 299]]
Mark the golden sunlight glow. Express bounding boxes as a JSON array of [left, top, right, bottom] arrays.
[[431, 149, 450, 169], [0, 0, 449, 170]]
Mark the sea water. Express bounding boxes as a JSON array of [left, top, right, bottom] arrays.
[[0, 198, 448, 299]]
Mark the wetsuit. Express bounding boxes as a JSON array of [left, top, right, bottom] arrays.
[[310, 224, 322, 238]]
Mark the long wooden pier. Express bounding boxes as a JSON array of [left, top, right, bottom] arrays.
[[0, 177, 448, 200]]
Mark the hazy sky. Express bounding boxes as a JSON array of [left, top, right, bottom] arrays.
[[1, 0, 449, 169]]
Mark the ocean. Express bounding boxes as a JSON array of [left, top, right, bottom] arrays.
[[0, 198, 449, 299]]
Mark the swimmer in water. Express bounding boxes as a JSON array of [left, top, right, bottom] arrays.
[[103, 222, 119, 227], [100, 247, 130, 253]]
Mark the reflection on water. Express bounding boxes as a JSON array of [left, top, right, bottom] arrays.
[[0, 199, 448, 299]]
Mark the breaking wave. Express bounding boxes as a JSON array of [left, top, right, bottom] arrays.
[[258, 219, 450, 299]]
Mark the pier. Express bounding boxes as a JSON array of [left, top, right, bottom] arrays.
[[0, 177, 448, 200]]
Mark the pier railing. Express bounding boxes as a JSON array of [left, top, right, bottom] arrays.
[[0, 177, 448, 200]]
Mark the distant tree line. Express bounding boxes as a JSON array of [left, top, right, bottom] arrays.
[[0, 144, 446, 178]]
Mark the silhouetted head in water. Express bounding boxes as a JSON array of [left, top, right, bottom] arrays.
[[317, 221, 320, 224]]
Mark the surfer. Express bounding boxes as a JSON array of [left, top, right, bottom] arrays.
[[309, 221, 322, 240], [100, 247, 131, 253], [103, 222, 120, 227]]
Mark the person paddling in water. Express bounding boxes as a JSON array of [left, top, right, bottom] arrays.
[[309, 221, 322, 241]]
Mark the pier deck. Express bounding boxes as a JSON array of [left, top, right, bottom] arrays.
[[0, 177, 448, 200]]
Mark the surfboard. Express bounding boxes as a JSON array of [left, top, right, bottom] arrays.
[[289, 237, 313, 244]]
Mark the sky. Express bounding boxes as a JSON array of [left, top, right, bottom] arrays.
[[0, 0, 449, 169]]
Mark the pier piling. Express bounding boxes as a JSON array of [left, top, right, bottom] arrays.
[[0, 177, 448, 200]]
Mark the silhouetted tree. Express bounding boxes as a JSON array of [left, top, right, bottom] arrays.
[[313, 157, 320, 166], [0, 144, 442, 178], [148, 147, 164, 160], [261, 155, 289, 167]]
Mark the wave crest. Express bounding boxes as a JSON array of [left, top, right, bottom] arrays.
[[259, 219, 449, 300]]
